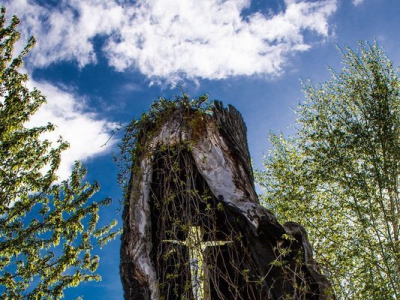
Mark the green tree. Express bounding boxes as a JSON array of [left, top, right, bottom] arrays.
[[0, 7, 118, 299], [256, 42, 399, 299]]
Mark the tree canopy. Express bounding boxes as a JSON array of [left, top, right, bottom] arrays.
[[0, 7, 118, 299], [256, 41, 399, 299]]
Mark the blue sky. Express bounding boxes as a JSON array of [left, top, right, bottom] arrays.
[[3, 0, 400, 299]]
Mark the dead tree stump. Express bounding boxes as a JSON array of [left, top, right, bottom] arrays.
[[120, 99, 334, 300]]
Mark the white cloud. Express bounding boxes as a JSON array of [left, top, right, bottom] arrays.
[[6, 0, 125, 67], [106, 0, 337, 82], [26, 80, 117, 180], [352, 0, 364, 6], [5, 0, 337, 82]]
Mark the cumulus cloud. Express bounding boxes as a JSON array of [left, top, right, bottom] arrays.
[[26, 80, 117, 180], [5, 0, 337, 82], [106, 0, 337, 82], [6, 0, 125, 67]]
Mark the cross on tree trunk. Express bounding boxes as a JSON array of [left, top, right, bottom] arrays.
[[163, 226, 232, 300]]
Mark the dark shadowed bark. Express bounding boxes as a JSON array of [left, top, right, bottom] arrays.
[[120, 101, 334, 300]]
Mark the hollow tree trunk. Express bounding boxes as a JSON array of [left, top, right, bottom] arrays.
[[120, 101, 334, 300]]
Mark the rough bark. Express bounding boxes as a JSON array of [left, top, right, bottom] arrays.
[[120, 102, 334, 299]]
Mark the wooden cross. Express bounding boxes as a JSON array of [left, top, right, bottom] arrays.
[[163, 226, 232, 299]]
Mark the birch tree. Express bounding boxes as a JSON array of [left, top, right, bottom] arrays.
[[257, 42, 399, 299]]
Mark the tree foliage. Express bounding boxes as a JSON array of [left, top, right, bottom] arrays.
[[0, 7, 118, 299], [256, 42, 399, 299]]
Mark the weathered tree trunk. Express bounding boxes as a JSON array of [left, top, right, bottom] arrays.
[[120, 101, 334, 299]]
